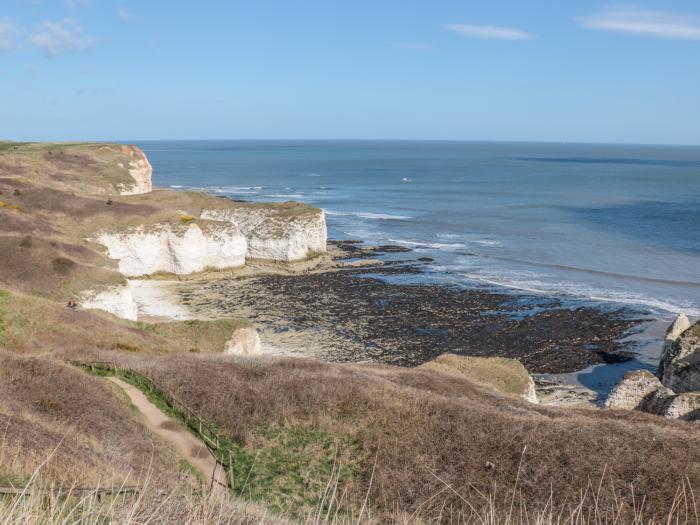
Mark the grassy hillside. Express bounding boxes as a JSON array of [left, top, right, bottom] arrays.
[[58, 350, 700, 523], [1, 141, 697, 524], [0, 352, 190, 488], [0, 290, 250, 354]]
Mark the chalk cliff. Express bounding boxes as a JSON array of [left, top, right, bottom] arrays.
[[80, 285, 139, 321], [225, 327, 262, 355], [95, 221, 247, 277], [117, 145, 153, 195], [606, 314, 700, 421], [658, 314, 699, 393], [201, 204, 327, 261], [604, 370, 672, 412]]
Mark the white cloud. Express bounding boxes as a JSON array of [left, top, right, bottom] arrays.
[[28, 18, 94, 57], [66, 0, 90, 7], [578, 6, 700, 40], [445, 23, 533, 41], [117, 5, 131, 21], [0, 18, 19, 52]]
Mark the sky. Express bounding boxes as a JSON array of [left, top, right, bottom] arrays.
[[1, 1, 699, 144]]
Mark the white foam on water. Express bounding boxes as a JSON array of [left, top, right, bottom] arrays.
[[456, 270, 700, 316], [264, 194, 305, 199], [325, 209, 412, 220], [472, 239, 503, 247], [389, 239, 467, 251]]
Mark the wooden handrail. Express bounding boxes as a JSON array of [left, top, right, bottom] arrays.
[[73, 361, 231, 483], [0, 486, 141, 497]]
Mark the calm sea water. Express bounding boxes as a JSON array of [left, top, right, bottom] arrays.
[[138, 140, 700, 321]]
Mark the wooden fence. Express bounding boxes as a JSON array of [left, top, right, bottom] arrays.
[[73, 361, 231, 491], [0, 486, 140, 497]]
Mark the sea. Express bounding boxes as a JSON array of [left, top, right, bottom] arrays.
[[137, 140, 700, 389]]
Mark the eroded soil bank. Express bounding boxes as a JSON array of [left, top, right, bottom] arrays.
[[176, 245, 642, 375]]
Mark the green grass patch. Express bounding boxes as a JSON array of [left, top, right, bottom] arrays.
[[178, 459, 204, 485], [228, 424, 361, 515], [79, 363, 361, 517]]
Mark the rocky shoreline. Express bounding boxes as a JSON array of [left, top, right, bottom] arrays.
[[169, 242, 642, 376], [3, 141, 693, 412]]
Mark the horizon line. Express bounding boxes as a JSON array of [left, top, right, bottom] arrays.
[[5, 138, 700, 148]]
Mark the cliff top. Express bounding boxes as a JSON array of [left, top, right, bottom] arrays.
[[0, 141, 149, 196]]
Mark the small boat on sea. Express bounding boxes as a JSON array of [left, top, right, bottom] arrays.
[[401, 177, 413, 183]]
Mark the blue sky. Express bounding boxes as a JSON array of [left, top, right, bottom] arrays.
[[1, 1, 699, 144]]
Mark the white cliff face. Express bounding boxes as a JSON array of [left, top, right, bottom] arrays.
[[659, 318, 700, 394], [658, 314, 693, 386], [80, 285, 138, 321], [662, 392, 700, 420], [95, 222, 247, 277], [201, 208, 327, 261], [118, 145, 153, 195], [526, 375, 539, 404], [225, 327, 262, 355]]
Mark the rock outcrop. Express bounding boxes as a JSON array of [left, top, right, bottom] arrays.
[[606, 314, 700, 421], [80, 285, 138, 321], [662, 392, 700, 420], [117, 145, 153, 195], [95, 222, 247, 277], [225, 326, 262, 355], [658, 314, 699, 393], [201, 205, 327, 261], [604, 370, 672, 411]]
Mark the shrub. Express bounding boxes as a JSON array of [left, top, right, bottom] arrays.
[[19, 236, 33, 248], [113, 342, 143, 352], [51, 257, 76, 275]]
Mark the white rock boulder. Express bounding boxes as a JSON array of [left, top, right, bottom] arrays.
[[605, 370, 672, 411], [225, 327, 262, 355], [201, 206, 327, 261], [80, 285, 138, 321], [662, 392, 700, 421], [95, 222, 247, 277]]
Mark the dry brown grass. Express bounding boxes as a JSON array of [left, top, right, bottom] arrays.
[[0, 142, 141, 196], [0, 485, 286, 525], [0, 235, 123, 301], [418, 353, 533, 399], [0, 353, 190, 489], [0, 291, 249, 355], [74, 352, 700, 523]]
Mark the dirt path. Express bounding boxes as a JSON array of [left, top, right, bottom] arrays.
[[108, 377, 228, 496]]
